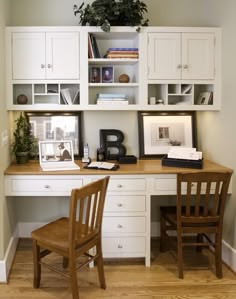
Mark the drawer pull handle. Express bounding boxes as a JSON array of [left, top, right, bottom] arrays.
[[44, 185, 50, 189], [117, 203, 122, 207], [118, 224, 123, 228], [118, 244, 123, 249], [117, 184, 122, 188]]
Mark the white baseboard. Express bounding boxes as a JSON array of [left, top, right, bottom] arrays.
[[0, 235, 19, 282], [222, 240, 236, 273]]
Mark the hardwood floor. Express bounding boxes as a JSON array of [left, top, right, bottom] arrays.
[[1, 238, 236, 299]]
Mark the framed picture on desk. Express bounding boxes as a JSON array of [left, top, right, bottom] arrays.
[[138, 111, 196, 158], [25, 112, 83, 158]]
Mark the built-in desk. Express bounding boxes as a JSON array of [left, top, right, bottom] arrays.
[[4, 159, 233, 266]]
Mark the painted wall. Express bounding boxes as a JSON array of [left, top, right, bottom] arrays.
[[6, 0, 236, 251], [0, 0, 14, 261]]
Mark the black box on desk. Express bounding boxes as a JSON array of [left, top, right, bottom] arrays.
[[162, 155, 203, 169], [118, 155, 137, 164]]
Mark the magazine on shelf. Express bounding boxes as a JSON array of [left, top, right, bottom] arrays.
[[60, 88, 80, 105]]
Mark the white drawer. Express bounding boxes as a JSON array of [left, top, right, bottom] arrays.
[[104, 195, 146, 212], [11, 179, 83, 193], [155, 178, 176, 191], [108, 178, 146, 191], [103, 217, 145, 233], [102, 237, 145, 254], [155, 178, 214, 193]]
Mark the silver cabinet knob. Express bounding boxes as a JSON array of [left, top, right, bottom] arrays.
[[47, 64, 52, 68], [117, 184, 122, 188], [183, 64, 188, 69], [44, 185, 50, 189], [118, 244, 123, 249], [117, 203, 122, 207], [41, 64, 45, 68], [118, 224, 123, 228], [177, 64, 182, 69]]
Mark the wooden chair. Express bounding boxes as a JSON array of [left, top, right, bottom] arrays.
[[160, 171, 232, 279], [31, 176, 110, 299]]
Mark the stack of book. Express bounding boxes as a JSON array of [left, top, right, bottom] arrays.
[[97, 93, 128, 105], [104, 48, 138, 59], [88, 33, 100, 58]]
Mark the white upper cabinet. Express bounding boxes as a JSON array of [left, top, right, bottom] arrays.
[[148, 32, 215, 80], [12, 32, 79, 80], [6, 26, 221, 111], [12, 32, 45, 79]]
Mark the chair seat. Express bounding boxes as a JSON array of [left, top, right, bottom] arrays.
[[32, 217, 71, 253], [160, 206, 218, 228], [32, 217, 99, 254]]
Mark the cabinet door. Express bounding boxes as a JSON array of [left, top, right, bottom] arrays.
[[148, 33, 181, 79], [182, 33, 215, 79], [12, 32, 45, 79], [46, 32, 79, 79]]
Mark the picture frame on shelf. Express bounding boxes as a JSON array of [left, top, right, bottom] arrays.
[[102, 66, 114, 83], [25, 112, 83, 158], [138, 111, 196, 158], [197, 91, 213, 105], [89, 66, 101, 83]]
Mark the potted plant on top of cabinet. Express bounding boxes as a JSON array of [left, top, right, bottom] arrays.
[[73, 0, 149, 32], [11, 113, 38, 164]]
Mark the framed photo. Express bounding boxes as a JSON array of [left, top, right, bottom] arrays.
[[102, 66, 114, 83], [89, 66, 101, 83], [25, 112, 83, 158], [138, 111, 196, 158], [197, 92, 213, 105]]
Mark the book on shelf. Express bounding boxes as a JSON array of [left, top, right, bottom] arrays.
[[88, 34, 94, 58], [107, 47, 138, 51], [60, 88, 80, 105], [104, 47, 139, 59], [88, 33, 100, 58], [97, 99, 129, 105], [106, 53, 138, 59], [97, 93, 126, 99]]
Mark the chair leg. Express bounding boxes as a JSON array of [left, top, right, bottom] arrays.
[[177, 232, 184, 279], [96, 240, 106, 289], [62, 257, 69, 269], [160, 213, 167, 252], [32, 239, 41, 288], [215, 234, 223, 279], [196, 233, 203, 252], [69, 259, 79, 299]]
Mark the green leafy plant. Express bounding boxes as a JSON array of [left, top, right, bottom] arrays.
[[73, 0, 149, 32], [11, 113, 38, 162]]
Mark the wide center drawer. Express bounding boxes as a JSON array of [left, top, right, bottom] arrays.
[[104, 195, 146, 212], [103, 216, 145, 233], [11, 179, 83, 192], [108, 178, 146, 191]]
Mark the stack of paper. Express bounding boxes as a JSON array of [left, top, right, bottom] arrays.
[[167, 147, 202, 160]]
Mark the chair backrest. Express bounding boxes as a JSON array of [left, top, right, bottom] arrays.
[[68, 176, 110, 248], [177, 171, 232, 231]]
